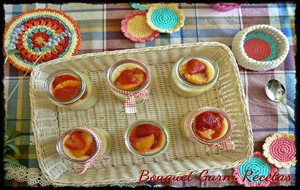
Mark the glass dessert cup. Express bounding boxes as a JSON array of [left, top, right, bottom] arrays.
[[45, 69, 98, 111], [107, 59, 152, 113], [124, 119, 170, 157], [170, 55, 219, 97], [181, 107, 234, 149], [56, 127, 112, 175]]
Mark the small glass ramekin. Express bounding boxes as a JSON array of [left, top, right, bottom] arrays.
[[107, 59, 152, 101], [170, 55, 219, 97], [45, 69, 98, 110], [56, 127, 112, 175], [124, 119, 170, 157], [181, 107, 233, 146]]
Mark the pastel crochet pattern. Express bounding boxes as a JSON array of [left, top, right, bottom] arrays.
[[233, 152, 277, 187], [263, 133, 296, 168], [147, 4, 185, 33], [243, 32, 278, 62], [130, 3, 159, 11], [121, 11, 159, 42], [3, 8, 81, 72]]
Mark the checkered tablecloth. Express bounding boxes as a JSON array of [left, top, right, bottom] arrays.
[[3, 3, 296, 187]]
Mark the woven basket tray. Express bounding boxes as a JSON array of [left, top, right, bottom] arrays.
[[30, 42, 253, 187]]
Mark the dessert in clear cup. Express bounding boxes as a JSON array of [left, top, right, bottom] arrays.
[[56, 127, 112, 163], [170, 55, 219, 97], [125, 119, 169, 157], [45, 70, 98, 110], [107, 59, 151, 101], [181, 107, 232, 145]]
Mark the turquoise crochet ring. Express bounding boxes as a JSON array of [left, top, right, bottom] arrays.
[[233, 152, 277, 187], [243, 32, 279, 62], [130, 3, 159, 11], [146, 4, 185, 33]]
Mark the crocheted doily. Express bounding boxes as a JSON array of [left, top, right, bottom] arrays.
[[243, 32, 278, 62], [263, 133, 296, 168], [209, 3, 241, 12], [233, 152, 277, 187], [130, 3, 160, 11], [146, 4, 185, 33], [121, 11, 160, 42], [3, 8, 81, 72]]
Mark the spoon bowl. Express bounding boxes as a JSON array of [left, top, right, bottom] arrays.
[[265, 79, 295, 122], [265, 79, 286, 102]]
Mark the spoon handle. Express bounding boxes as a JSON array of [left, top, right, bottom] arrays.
[[284, 103, 295, 122]]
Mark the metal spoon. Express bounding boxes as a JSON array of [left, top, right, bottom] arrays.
[[265, 79, 295, 122]]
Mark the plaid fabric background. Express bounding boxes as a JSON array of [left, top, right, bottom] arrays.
[[3, 3, 296, 187]]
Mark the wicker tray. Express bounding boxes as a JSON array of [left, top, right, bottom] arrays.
[[30, 42, 253, 187]]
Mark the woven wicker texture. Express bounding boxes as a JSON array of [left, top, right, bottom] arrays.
[[121, 11, 160, 42], [263, 133, 296, 168], [147, 4, 185, 33], [231, 25, 289, 71], [233, 152, 277, 187], [30, 42, 253, 186], [3, 8, 81, 72]]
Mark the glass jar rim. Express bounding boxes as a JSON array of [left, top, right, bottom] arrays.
[[107, 59, 152, 93], [124, 119, 169, 157], [56, 127, 102, 163], [44, 69, 86, 105], [188, 107, 233, 145], [175, 55, 219, 87]]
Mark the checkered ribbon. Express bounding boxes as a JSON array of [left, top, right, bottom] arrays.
[[205, 138, 235, 152], [124, 89, 149, 113]]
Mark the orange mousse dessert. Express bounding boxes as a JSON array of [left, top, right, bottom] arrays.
[[62, 130, 97, 161], [107, 59, 152, 103], [46, 70, 98, 110], [193, 111, 229, 141], [125, 120, 169, 156], [51, 73, 82, 101], [113, 64, 147, 91], [171, 55, 219, 97], [179, 58, 215, 85], [181, 107, 232, 145]]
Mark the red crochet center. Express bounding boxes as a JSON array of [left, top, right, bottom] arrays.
[[243, 38, 271, 61]]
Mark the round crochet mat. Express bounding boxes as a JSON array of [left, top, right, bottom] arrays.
[[233, 152, 277, 187], [243, 32, 278, 62], [147, 4, 185, 33], [3, 8, 81, 72], [263, 133, 296, 168], [121, 11, 160, 42]]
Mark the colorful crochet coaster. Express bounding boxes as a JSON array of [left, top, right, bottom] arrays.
[[243, 32, 279, 62], [209, 3, 241, 12], [130, 3, 160, 11], [263, 133, 296, 168], [146, 4, 185, 33], [121, 11, 160, 42], [3, 8, 81, 72], [233, 152, 277, 187]]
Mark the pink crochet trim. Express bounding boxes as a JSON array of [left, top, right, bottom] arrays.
[[233, 152, 277, 187], [209, 3, 241, 12], [121, 11, 159, 42]]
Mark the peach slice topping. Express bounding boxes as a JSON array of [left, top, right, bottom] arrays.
[[71, 132, 94, 158], [135, 134, 155, 153]]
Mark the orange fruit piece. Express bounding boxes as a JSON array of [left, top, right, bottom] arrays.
[[135, 134, 155, 153], [71, 132, 94, 158]]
